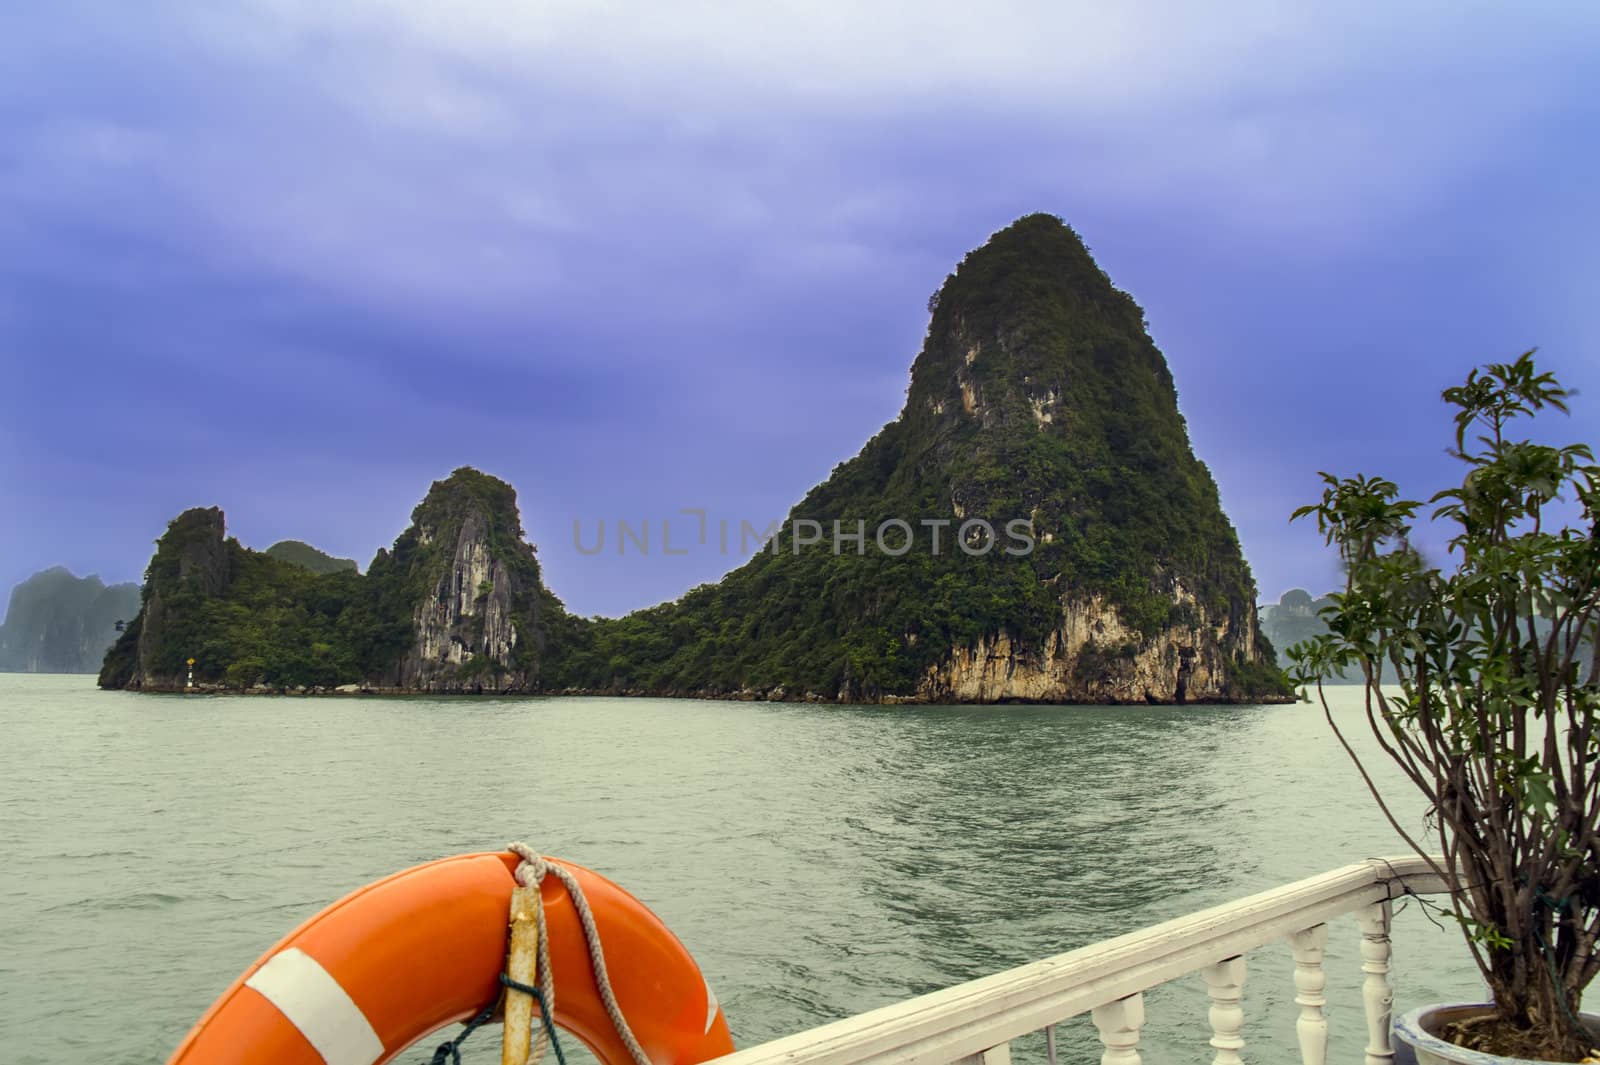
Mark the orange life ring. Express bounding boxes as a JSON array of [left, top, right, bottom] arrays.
[[167, 851, 735, 1065]]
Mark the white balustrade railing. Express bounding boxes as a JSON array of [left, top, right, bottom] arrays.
[[712, 855, 1449, 1065]]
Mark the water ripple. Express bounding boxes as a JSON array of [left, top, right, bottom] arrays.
[[0, 675, 1486, 1063]]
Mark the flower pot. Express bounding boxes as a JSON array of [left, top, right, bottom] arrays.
[[1393, 1003, 1600, 1065]]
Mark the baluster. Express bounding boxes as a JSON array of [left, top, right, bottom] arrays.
[[952, 1044, 1011, 1065], [1289, 924, 1329, 1065], [1358, 901, 1395, 1065], [1202, 955, 1247, 1065], [1092, 993, 1145, 1065]]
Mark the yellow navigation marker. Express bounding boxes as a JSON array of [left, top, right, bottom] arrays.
[[187, 658, 196, 666]]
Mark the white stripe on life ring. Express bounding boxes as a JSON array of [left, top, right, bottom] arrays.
[[244, 947, 385, 1065], [703, 975, 720, 1035]]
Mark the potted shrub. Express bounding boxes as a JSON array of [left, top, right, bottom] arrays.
[[1288, 352, 1600, 1062]]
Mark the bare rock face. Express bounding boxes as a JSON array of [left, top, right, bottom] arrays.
[[365, 468, 552, 693], [408, 510, 518, 669], [390, 508, 531, 690], [169, 508, 231, 595], [130, 597, 167, 689], [921, 591, 1263, 704]]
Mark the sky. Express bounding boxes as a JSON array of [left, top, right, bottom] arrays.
[[2, 1, 1598, 619]]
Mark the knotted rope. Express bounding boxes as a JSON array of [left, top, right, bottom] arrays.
[[425, 845, 651, 1065], [429, 975, 564, 1065], [507, 842, 653, 1065]]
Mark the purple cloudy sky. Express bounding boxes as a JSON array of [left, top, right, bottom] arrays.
[[2, 1, 1597, 618]]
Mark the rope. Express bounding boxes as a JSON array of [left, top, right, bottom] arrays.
[[424, 976, 568, 1065], [1487, 869, 1600, 1055], [502, 976, 568, 1065], [508, 842, 654, 1065], [428, 999, 499, 1065], [1528, 886, 1591, 1045]]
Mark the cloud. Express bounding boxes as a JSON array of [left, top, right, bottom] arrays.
[[8, 0, 1596, 335], [194, 1, 1600, 112]]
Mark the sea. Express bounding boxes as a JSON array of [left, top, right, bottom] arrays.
[[0, 673, 1486, 1063]]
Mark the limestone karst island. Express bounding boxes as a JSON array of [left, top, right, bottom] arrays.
[[97, 215, 1290, 704]]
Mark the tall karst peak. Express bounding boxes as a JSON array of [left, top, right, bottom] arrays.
[[362, 466, 575, 693], [575, 214, 1290, 703], [913, 213, 1166, 435], [413, 467, 523, 532]]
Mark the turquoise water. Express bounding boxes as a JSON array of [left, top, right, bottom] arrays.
[[0, 674, 1483, 1063]]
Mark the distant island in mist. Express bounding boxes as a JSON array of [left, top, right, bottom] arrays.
[[1256, 589, 1359, 684], [91, 215, 1292, 704], [0, 544, 355, 675], [0, 568, 140, 674]]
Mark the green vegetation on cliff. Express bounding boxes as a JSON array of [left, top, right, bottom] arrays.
[[264, 541, 359, 575], [102, 469, 578, 692], [99, 508, 384, 690], [559, 215, 1285, 700]]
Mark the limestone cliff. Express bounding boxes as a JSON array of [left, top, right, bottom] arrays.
[[99, 471, 571, 693], [100, 507, 234, 690], [922, 591, 1251, 704], [571, 214, 1290, 703], [363, 468, 565, 692]]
